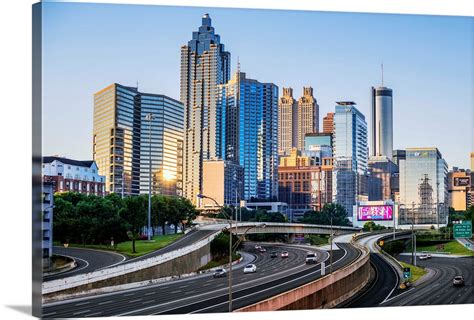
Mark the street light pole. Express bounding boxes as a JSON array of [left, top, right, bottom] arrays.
[[146, 113, 155, 241], [330, 207, 333, 274], [411, 201, 415, 266]]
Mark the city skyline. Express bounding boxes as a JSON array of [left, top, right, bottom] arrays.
[[42, 2, 473, 169]]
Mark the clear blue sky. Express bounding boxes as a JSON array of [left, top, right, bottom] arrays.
[[42, 2, 473, 169]]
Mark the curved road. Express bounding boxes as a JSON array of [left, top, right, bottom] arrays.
[[382, 255, 473, 306], [44, 246, 126, 281], [42, 242, 360, 317]]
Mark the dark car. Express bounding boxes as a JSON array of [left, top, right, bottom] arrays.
[[212, 268, 227, 278], [453, 276, 464, 287], [270, 251, 278, 258]]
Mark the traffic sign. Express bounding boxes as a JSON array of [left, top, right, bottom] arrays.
[[453, 221, 472, 238], [403, 267, 411, 279], [379, 240, 384, 247], [465, 243, 472, 249]]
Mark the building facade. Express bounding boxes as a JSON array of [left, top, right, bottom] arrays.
[[278, 87, 298, 155], [370, 86, 393, 160], [368, 156, 398, 201], [42, 182, 54, 262], [332, 102, 369, 215], [323, 112, 335, 135], [471, 152, 474, 171], [201, 160, 244, 208], [297, 87, 319, 150], [304, 133, 332, 151], [278, 148, 333, 220], [217, 71, 279, 201], [448, 168, 471, 211], [43, 156, 106, 196], [399, 147, 448, 226], [93, 83, 184, 196], [180, 14, 231, 203]]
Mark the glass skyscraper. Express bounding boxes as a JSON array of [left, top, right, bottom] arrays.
[[93, 83, 184, 196], [332, 102, 369, 215], [217, 72, 279, 200], [180, 13, 231, 203], [399, 147, 448, 226], [371, 86, 393, 160]]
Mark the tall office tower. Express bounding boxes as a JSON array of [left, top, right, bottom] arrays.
[[93, 83, 184, 196], [323, 112, 335, 134], [370, 86, 393, 160], [217, 72, 279, 200], [278, 87, 298, 155], [180, 14, 231, 203], [332, 102, 369, 215], [297, 86, 319, 150], [368, 156, 398, 201], [399, 148, 448, 226]]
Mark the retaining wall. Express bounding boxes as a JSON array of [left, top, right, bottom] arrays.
[[236, 242, 370, 311]]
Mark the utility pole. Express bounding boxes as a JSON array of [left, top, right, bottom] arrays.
[[329, 207, 333, 274], [145, 113, 155, 241], [411, 201, 415, 266], [228, 215, 233, 312]]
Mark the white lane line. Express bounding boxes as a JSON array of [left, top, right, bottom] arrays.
[[42, 312, 56, 317], [73, 309, 91, 315], [380, 288, 415, 305], [129, 299, 142, 303], [75, 301, 90, 306], [142, 300, 155, 304], [144, 292, 156, 296], [179, 285, 188, 288], [98, 300, 114, 305], [171, 290, 181, 294], [85, 311, 103, 317]]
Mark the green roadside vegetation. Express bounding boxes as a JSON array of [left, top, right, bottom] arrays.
[[305, 234, 329, 246], [197, 253, 241, 272], [55, 233, 184, 257], [415, 240, 473, 256], [399, 261, 427, 283]]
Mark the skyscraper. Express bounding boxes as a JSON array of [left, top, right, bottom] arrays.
[[332, 102, 369, 215], [297, 87, 319, 150], [278, 87, 298, 155], [322, 112, 335, 134], [471, 152, 474, 171], [399, 147, 448, 226], [217, 72, 279, 200], [370, 86, 393, 160], [93, 83, 184, 196], [180, 14, 231, 203]]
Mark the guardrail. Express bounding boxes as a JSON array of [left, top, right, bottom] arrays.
[[42, 230, 221, 295]]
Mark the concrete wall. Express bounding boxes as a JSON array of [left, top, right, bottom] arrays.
[[43, 242, 212, 300], [236, 243, 370, 311]]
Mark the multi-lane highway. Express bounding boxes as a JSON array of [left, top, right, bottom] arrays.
[[382, 255, 473, 306], [42, 241, 361, 317]]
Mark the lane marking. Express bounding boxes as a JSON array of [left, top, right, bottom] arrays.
[[75, 301, 90, 306], [144, 292, 156, 296], [85, 311, 103, 317], [98, 300, 114, 305], [129, 299, 142, 303], [42, 312, 56, 317], [171, 290, 181, 294], [73, 309, 91, 315]]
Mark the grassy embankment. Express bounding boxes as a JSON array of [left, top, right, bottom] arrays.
[[415, 240, 473, 256], [399, 261, 427, 283], [55, 233, 184, 257]]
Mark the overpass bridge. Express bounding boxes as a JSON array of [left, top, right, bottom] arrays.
[[198, 220, 361, 236]]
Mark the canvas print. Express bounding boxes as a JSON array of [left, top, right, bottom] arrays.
[[32, 1, 474, 318]]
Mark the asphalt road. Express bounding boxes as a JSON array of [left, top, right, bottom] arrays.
[[42, 242, 360, 317], [44, 247, 126, 281], [44, 229, 217, 282], [382, 255, 473, 306]]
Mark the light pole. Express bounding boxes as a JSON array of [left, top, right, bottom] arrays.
[[329, 206, 334, 274], [197, 193, 233, 312], [411, 201, 416, 266], [145, 113, 155, 241]]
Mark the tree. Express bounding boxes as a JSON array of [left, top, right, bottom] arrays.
[[362, 221, 386, 232], [120, 195, 147, 253], [151, 195, 169, 235], [301, 203, 350, 226]]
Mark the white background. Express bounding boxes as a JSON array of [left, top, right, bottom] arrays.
[[0, 0, 472, 319]]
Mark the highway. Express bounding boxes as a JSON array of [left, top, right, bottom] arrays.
[[340, 233, 400, 308], [44, 246, 126, 281], [43, 229, 217, 282], [382, 255, 473, 306], [42, 242, 361, 317]]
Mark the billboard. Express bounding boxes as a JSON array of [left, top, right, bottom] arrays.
[[357, 205, 393, 221], [454, 177, 470, 187]]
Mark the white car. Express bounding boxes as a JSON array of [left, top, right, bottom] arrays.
[[243, 264, 257, 273], [281, 251, 289, 258], [419, 253, 431, 260]]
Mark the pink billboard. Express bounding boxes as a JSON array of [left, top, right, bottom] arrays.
[[357, 205, 393, 221]]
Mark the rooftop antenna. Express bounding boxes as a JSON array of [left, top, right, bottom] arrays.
[[136, 81, 139, 90], [381, 62, 384, 86], [237, 56, 240, 73]]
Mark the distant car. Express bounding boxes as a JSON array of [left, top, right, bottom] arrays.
[[258, 247, 266, 253], [305, 253, 317, 264], [254, 245, 262, 250], [453, 276, 465, 287], [419, 254, 430, 260], [243, 264, 257, 273], [212, 268, 227, 278], [270, 251, 278, 258], [281, 251, 289, 258]]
